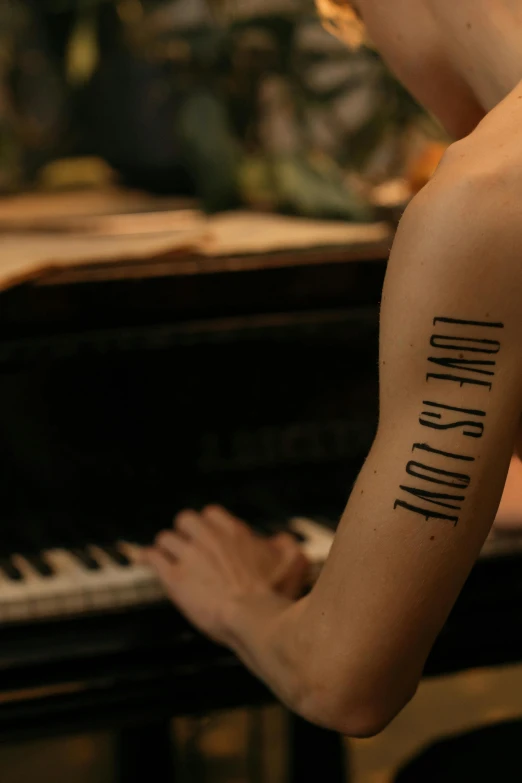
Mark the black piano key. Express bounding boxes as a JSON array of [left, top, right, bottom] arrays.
[[25, 552, 54, 577], [101, 544, 131, 567], [70, 547, 101, 571], [0, 557, 23, 581]]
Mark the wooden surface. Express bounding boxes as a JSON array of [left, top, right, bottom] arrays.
[[0, 189, 393, 291]]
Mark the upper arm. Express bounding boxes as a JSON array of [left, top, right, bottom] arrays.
[[375, 176, 522, 642], [303, 148, 522, 731]]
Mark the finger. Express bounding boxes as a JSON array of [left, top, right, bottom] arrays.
[[270, 532, 300, 554], [202, 504, 250, 536], [277, 556, 311, 599], [269, 533, 305, 565], [174, 509, 233, 569], [143, 547, 180, 597], [133, 546, 147, 564], [175, 510, 215, 543], [186, 506, 252, 570], [270, 535, 311, 597], [155, 530, 189, 562]]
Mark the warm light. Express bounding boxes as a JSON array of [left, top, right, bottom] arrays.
[[316, 0, 366, 49]]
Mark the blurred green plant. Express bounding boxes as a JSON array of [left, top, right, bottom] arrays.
[[0, 0, 444, 215]]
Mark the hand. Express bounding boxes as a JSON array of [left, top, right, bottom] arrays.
[[142, 505, 310, 644]]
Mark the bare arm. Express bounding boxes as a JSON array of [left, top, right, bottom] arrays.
[[145, 137, 522, 736]]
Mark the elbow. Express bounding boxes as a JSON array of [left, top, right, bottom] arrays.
[[295, 690, 416, 740], [293, 663, 420, 738]]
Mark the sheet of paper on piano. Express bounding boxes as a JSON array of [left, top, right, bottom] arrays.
[[0, 189, 393, 293]]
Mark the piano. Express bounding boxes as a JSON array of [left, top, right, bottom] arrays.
[[1, 226, 522, 780], [0, 230, 387, 780], [0, 516, 334, 626]]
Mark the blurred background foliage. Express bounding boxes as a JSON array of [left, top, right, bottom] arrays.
[[0, 0, 447, 216]]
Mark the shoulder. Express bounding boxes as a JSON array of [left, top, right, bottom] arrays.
[[401, 104, 522, 263], [429, 92, 522, 203], [383, 114, 522, 352]]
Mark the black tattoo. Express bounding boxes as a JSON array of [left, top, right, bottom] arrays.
[[433, 317, 504, 329], [430, 335, 500, 354], [393, 499, 459, 524], [419, 400, 485, 439], [399, 487, 464, 510], [412, 442, 475, 462], [425, 373, 494, 389], [422, 401, 486, 416], [405, 461, 470, 488], [427, 318, 503, 391], [428, 356, 495, 376], [393, 316, 503, 526]]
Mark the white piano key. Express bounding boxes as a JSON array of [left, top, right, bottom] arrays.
[[15, 554, 89, 620], [0, 515, 337, 625], [69, 547, 126, 611], [7, 555, 48, 621], [118, 541, 143, 563], [0, 565, 34, 622], [44, 549, 97, 614], [88, 545, 149, 607], [10, 555, 56, 619], [118, 541, 167, 602]]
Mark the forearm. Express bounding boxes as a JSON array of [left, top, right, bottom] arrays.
[[224, 591, 310, 713], [148, 153, 522, 739], [227, 174, 522, 735], [223, 587, 386, 736]]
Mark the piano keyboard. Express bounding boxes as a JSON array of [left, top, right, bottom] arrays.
[[0, 517, 335, 625]]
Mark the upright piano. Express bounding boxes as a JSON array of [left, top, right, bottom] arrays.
[[0, 217, 522, 779]]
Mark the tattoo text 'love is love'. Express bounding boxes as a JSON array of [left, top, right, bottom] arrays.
[[393, 317, 504, 526]]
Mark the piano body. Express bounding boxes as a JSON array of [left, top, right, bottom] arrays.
[[0, 235, 385, 761], [0, 230, 522, 772]]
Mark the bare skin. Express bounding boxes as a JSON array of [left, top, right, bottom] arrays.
[[144, 0, 522, 736]]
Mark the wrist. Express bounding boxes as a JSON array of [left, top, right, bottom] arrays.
[[222, 589, 293, 650], [221, 589, 312, 711]]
